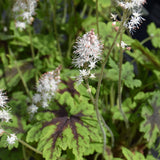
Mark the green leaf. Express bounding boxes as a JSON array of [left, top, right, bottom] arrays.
[[147, 23, 160, 48], [0, 115, 30, 150], [122, 147, 134, 160], [140, 92, 160, 147], [0, 33, 14, 41], [92, 0, 111, 8], [27, 105, 102, 160], [26, 79, 103, 160], [0, 61, 35, 92], [107, 57, 119, 81], [0, 134, 19, 150], [84, 0, 95, 7], [111, 98, 136, 121], [82, 16, 96, 31], [0, 148, 23, 160], [122, 62, 141, 89], [131, 40, 160, 71], [134, 92, 153, 101], [146, 155, 157, 160], [134, 152, 145, 160], [122, 147, 146, 160], [26, 123, 42, 143], [107, 58, 141, 89]]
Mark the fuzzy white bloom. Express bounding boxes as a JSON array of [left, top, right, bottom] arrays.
[[0, 90, 12, 123], [120, 41, 127, 49], [37, 71, 60, 96], [42, 93, 51, 102], [79, 69, 90, 77], [42, 101, 49, 108], [28, 66, 62, 113], [0, 109, 11, 122], [116, 0, 146, 34], [15, 21, 26, 30], [132, 0, 146, 7], [32, 93, 41, 103], [118, 0, 146, 10], [12, 0, 37, 30], [76, 77, 84, 85], [0, 90, 8, 108], [90, 73, 96, 79], [7, 134, 17, 145], [89, 61, 97, 70], [37, 67, 61, 98], [73, 29, 103, 84], [28, 104, 38, 114], [73, 29, 103, 69], [111, 13, 118, 21]]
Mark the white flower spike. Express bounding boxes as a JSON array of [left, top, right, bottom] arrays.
[[73, 29, 103, 84]]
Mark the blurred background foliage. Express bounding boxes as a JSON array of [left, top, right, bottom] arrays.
[[0, 0, 160, 160]]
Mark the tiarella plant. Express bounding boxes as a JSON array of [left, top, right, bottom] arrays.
[[0, 0, 160, 160]]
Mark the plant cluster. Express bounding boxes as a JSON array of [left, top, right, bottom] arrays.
[[0, 0, 160, 160]]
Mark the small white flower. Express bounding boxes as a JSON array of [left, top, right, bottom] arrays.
[[76, 77, 83, 85], [120, 41, 127, 49], [0, 109, 11, 122], [32, 93, 41, 103], [90, 73, 96, 79], [124, 2, 133, 9], [12, 5, 19, 12], [42, 93, 52, 101], [0, 90, 8, 108], [111, 13, 117, 21], [22, 12, 31, 21], [7, 134, 17, 145], [132, 0, 146, 7], [28, 104, 38, 114], [37, 84, 43, 93], [79, 69, 90, 77], [89, 61, 96, 69], [112, 21, 117, 26], [42, 101, 49, 108], [15, 21, 26, 30]]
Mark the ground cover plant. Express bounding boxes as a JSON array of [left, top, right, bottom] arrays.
[[0, 0, 160, 160]]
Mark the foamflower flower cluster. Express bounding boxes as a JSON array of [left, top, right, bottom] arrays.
[[0, 90, 11, 122], [0, 90, 8, 108], [0, 90, 18, 145], [12, 0, 38, 30], [73, 29, 103, 84], [116, 0, 146, 33], [28, 66, 61, 114]]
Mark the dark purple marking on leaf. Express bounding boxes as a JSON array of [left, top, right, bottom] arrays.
[[143, 95, 160, 137], [52, 101, 68, 117], [59, 79, 80, 97], [41, 115, 82, 159], [40, 102, 96, 159]]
